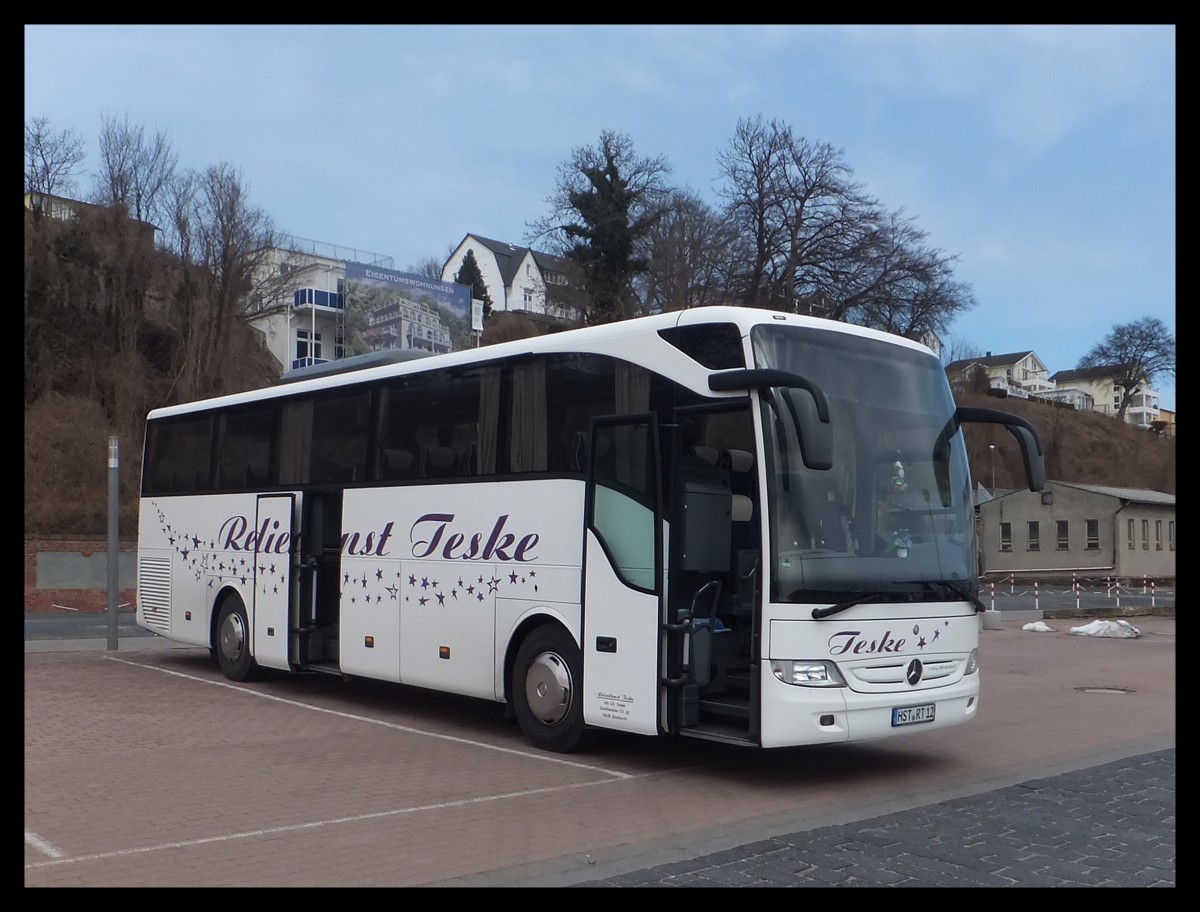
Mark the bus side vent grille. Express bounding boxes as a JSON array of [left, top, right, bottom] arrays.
[[138, 557, 172, 634]]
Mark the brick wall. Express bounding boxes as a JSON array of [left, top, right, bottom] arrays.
[[24, 538, 138, 614]]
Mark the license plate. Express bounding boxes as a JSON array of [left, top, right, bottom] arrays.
[[892, 703, 936, 726]]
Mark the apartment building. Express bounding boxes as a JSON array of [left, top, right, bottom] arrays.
[[1050, 365, 1161, 430], [245, 238, 471, 374]]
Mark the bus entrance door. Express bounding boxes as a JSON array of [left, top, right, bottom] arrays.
[[251, 493, 295, 672], [582, 416, 664, 737]]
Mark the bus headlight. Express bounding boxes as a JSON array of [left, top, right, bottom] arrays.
[[964, 648, 979, 676], [769, 660, 847, 687]]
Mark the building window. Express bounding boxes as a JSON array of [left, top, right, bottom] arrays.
[[297, 329, 321, 361], [1141, 519, 1149, 550], [523, 286, 533, 306], [1041, 491, 1054, 505], [1169, 521, 1175, 551], [1085, 519, 1099, 550], [1155, 520, 1163, 551], [1127, 518, 1135, 550], [1056, 520, 1069, 551], [999, 522, 1012, 552], [1027, 521, 1039, 552]]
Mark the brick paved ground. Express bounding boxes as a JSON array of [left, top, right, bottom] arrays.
[[25, 613, 1174, 888]]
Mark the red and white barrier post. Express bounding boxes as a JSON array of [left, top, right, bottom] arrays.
[[982, 582, 1002, 629]]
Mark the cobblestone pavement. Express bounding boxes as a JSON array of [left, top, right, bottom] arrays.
[[569, 749, 1175, 888]]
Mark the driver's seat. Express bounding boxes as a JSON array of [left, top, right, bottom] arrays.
[[805, 480, 854, 552]]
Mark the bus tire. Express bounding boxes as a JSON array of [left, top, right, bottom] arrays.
[[215, 595, 260, 682], [513, 624, 590, 753]]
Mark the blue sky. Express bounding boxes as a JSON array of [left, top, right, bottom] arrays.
[[24, 24, 1175, 410]]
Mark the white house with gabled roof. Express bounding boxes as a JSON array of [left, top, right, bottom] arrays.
[[945, 350, 1055, 399], [441, 233, 580, 325]]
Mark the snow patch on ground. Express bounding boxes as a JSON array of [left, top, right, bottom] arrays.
[[1022, 621, 1056, 632], [1068, 619, 1142, 638]]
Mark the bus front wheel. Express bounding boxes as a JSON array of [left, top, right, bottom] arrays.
[[215, 595, 260, 682], [513, 625, 589, 753]]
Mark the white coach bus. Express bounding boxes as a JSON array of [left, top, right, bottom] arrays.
[[136, 306, 1045, 752]]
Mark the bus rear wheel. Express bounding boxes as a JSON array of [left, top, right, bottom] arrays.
[[215, 595, 260, 682], [513, 625, 589, 753]]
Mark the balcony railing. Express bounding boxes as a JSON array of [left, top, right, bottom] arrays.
[[290, 356, 329, 371], [293, 288, 345, 310]]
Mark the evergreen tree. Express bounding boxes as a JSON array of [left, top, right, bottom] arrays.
[[453, 249, 494, 320], [529, 130, 670, 324]]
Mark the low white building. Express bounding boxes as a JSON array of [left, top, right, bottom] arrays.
[[978, 481, 1174, 582]]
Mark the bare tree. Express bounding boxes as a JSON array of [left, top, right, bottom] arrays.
[[163, 163, 277, 399], [24, 116, 86, 199], [1078, 317, 1175, 422], [714, 115, 975, 339], [406, 254, 445, 279], [716, 116, 864, 312], [92, 113, 178, 228], [641, 189, 736, 312], [829, 209, 976, 341], [940, 336, 984, 367]]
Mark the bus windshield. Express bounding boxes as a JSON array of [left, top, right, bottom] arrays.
[[752, 324, 976, 602]]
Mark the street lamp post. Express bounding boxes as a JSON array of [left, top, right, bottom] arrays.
[[988, 444, 996, 491]]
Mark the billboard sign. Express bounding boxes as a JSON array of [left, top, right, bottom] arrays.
[[345, 262, 473, 354]]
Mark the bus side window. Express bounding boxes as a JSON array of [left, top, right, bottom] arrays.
[[450, 423, 478, 476], [381, 448, 415, 479], [420, 445, 458, 478]]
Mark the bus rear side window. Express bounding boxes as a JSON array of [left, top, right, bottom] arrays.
[[144, 415, 214, 494]]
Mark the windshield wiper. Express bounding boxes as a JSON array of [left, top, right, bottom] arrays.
[[926, 579, 987, 613], [811, 580, 983, 619], [811, 592, 887, 619]]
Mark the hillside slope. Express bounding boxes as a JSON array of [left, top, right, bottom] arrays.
[[956, 390, 1174, 496]]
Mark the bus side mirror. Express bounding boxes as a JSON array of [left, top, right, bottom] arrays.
[[1005, 425, 1046, 492], [784, 388, 833, 471], [954, 406, 1046, 492]]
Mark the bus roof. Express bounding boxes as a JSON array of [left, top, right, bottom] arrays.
[[147, 306, 936, 420]]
